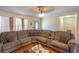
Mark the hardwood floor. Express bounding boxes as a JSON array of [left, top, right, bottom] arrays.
[[13, 43, 57, 53]]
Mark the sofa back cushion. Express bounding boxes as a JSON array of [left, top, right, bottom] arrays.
[[54, 31, 71, 44], [0, 32, 8, 44], [49, 31, 55, 40], [6, 31, 17, 42], [41, 30, 51, 38], [17, 31, 27, 40], [27, 30, 33, 36], [27, 30, 41, 36]]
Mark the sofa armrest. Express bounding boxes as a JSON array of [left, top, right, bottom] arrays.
[[0, 43, 3, 53], [68, 39, 77, 53]]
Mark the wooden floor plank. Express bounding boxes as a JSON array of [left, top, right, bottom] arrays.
[[13, 43, 57, 53]]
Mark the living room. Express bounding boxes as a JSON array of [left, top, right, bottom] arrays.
[[0, 6, 79, 53]]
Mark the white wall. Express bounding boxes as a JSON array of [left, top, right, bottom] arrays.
[[42, 17, 60, 31]]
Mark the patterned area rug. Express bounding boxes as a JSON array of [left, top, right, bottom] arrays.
[[23, 44, 57, 53]]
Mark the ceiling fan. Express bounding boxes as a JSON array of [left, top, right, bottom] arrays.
[[30, 6, 55, 17], [31, 6, 47, 13], [37, 6, 47, 17], [31, 6, 48, 17]]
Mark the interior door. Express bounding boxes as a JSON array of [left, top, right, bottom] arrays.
[[63, 15, 76, 37], [35, 21, 39, 30]]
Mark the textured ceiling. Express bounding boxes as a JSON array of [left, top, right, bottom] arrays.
[[0, 6, 79, 17]]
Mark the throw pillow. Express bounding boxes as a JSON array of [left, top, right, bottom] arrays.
[[0, 33, 8, 44]]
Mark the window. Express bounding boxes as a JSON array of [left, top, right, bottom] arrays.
[[0, 16, 9, 32], [15, 17, 22, 31], [24, 19, 28, 30], [35, 21, 38, 30], [13, 18, 16, 31]]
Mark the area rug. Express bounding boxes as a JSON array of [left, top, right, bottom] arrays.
[[23, 44, 57, 53]]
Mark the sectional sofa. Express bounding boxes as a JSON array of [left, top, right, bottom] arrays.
[[0, 30, 77, 53]]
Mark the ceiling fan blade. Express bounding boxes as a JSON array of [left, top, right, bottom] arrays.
[[29, 7, 40, 13], [28, 6, 54, 14]]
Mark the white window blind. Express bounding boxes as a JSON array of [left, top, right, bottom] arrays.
[[35, 21, 38, 30], [15, 17, 22, 31], [0, 16, 9, 32], [24, 19, 28, 30]]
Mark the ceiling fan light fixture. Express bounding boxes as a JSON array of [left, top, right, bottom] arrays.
[[38, 13, 45, 17], [37, 6, 46, 17]]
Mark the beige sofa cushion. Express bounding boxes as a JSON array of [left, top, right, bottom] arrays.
[[41, 30, 51, 38], [6, 31, 17, 42], [19, 37, 32, 44], [30, 36, 47, 43], [27, 30, 41, 36], [37, 36, 48, 43], [3, 40, 21, 50], [51, 40, 68, 50], [55, 31, 71, 44], [17, 31, 28, 40]]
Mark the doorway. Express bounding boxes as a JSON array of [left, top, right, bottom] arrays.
[[35, 21, 39, 30], [60, 14, 77, 39]]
